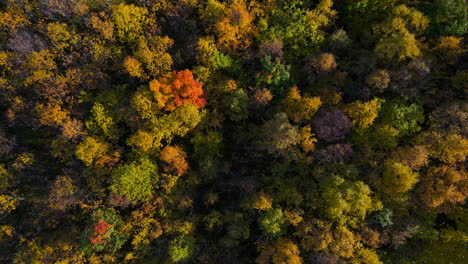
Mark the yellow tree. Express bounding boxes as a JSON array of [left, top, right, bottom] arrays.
[[283, 87, 322, 123], [375, 5, 429, 61]]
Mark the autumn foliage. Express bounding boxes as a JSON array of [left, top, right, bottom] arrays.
[[149, 69, 206, 111]]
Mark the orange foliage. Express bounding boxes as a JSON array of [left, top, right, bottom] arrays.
[[149, 70, 206, 111], [159, 145, 189, 176]]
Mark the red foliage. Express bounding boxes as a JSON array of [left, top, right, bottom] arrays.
[[94, 220, 111, 234], [89, 220, 111, 244], [150, 69, 206, 111]]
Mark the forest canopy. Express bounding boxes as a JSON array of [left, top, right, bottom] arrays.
[[0, 0, 466, 263]]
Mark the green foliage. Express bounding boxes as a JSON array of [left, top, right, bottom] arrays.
[[169, 235, 195, 262], [368, 208, 393, 227], [223, 89, 249, 121], [380, 101, 425, 136], [264, 0, 335, 57], [320, 175, 382, 228], [259, 208, 285, 236], [255, 56, 294, 99], [0, 1, 466, 263], [80, 209, 127, 253], [85, 103, 120, 141], [425, 0, 467, 37], [110, 158, 158, 203]]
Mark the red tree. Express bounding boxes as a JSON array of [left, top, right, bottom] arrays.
[[150, 69, 206, 111]]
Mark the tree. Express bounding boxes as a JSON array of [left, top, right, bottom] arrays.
[[366, 70, 391, 93], [252, 88, 273, 107], [61, 119, 85, 141], [48, 175, 77, 211], [134, 36, 174, 79], [169, 235, 195, 263], [379, 161, 419, 202], [263, 0, 335, 57], [353, 124, 399, 151], [80, 209, 127, 253], [344, 98, 383, 130], [320, 175, 382, 228], [294, 219, 360, 259], [214, 0, 257, 54], [379, 101, 425, 136], [222, 89, 249, 121], [428, 101, 467, 137], [85, 103, 119, 141], [374, 5, 429, 61], [418, 132, 468, 164], [307, 53, 337, 73], [111, 3, 147, 43], [250, 192, 273, 211], [123, 56, 143, 78], [426, 0, 467, 37], [35, 103, 69, 127], [418, 166, 467, 209], [149, 69, 206, 111], [312, 110, 353, 142], [110, 158, 158, 203], [368, 208, 393, 228], [75, 137, 117, 167], [46, 22, 74, 50], [257, 113, 300, 159], [389, 146, 429, 170], [159, 145, 188, 177], [128, 104, 203, 152], [255, 56, 294, 99], [131, 86, 160, 119], [315, 144, 353, 163], [259, 207, 285, 236], [283, 86, 322, 123], [256, 238, 302, 264], [0, 164, 11, 193]]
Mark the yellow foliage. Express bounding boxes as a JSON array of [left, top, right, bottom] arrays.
[[252, 192, 273, 211], [215, 0, 257, 54], [344, 98, 382, 130], [283, 87, 322, 123], [111, 3, 148, 43], [0, 195, 16, 214], [300, 125, 317, 153], [123, 56, 143, 78], [46, 22, 74, 50], [434, 36, 464, 64], [90, 13, 114, 40], [35, 103, 70, 127]]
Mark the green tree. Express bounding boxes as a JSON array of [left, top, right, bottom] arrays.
[[169, 235, 195, 263], [259, 207, 286, 236], [222, 89, 249, 121], [110, 158, 158, 203], [425, 0, 467, 37], [380, 101, 425, 136], [85, 103, 119, 141], [320, 175, 382, 228], [255, 56, 294, 99]]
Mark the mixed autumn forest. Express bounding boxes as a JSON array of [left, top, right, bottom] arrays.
[[0, 0, 467, 263]]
